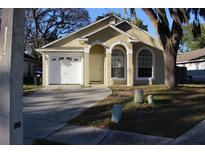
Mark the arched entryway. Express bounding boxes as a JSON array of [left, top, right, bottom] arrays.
[[89, 44, 106, 84]]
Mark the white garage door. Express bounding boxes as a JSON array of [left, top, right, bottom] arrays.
[[49, 54, 83, 84]]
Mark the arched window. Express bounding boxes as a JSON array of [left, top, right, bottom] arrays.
[[112, 49, 125, 78], [138, 49, 153, 78]]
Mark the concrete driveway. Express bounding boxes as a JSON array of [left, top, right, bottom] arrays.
[[23, 85, 111, 144]]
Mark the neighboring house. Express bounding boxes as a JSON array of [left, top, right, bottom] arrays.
[[37, 14, 165, 86], [24, 53, 41, 78], [177, 48, 205, 82]]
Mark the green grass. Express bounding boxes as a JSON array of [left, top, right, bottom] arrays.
[[68, 84, 205, 138], [23, 84, 42, 96]]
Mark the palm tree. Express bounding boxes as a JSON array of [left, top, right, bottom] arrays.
[[128, 8, 205, 89]]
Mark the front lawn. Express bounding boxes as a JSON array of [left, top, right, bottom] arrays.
[[68, 84, 205, 138]]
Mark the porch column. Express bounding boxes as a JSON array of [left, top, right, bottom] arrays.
[[127, 49, 134, 86], [106, 51, 112, 86], [84, 52, 90, 86], [42, 53, 49, 86]]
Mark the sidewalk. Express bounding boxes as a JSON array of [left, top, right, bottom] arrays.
[[26, 119, 205, 145], [45, 125, 173, 145], [170, 119, 205, 145]]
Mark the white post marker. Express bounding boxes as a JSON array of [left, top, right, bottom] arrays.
[[111, 104, 122, 123], [147, 95, 154, 105], [0, 9, 25, 145], [134, 89, 144, 104]]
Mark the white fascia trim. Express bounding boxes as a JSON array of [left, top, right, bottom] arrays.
[[128, 38, 139, 43], [81, 25, 135, 40], [42, 15, 123, 48], [78, 38, 88, 41], [36, 48, 84, 52], [111, 77, 126, 80], [114, 20, 126, 27], [109, 25, 136, 40], [81, 25, 110, 38], [177, 58, 205, 64]]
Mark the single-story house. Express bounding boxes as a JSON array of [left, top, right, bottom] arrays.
[[37, 14, 165, 86], [177, 48, 205, 82]]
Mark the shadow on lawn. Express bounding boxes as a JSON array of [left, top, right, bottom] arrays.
[[68, 85, 205, 138]]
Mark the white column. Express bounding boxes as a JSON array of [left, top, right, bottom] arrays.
[[84, 51, 90, 86], [0, 9, 25, 144], [105, 49, 112, 86], [42, 53, 49, 86], [127, 49, 134, 86]]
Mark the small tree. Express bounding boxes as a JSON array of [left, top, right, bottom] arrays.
[[130, 8, 205, 89]]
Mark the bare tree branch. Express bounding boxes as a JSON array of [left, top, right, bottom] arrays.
[[142, 8, 158, 28]]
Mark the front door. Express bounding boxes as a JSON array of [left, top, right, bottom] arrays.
[[89, 54, 104, 83]]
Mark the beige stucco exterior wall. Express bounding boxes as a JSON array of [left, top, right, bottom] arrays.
[[86, 28, 134, 86], [41, 17, 165, 87], [126, 26, 163, 50]]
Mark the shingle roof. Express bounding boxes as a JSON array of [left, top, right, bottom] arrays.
[[39, 14, 162, 51], [177, 48, 205, 63]]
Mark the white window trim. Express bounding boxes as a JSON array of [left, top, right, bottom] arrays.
[[136, 47, 155, 80], [111, 45, 127, 80], [112, 77, 125, 81], [111, 46, 127, 80]]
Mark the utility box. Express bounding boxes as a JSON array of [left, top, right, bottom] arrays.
[[147, 95, 154, 104], [134, 89, 144, 104], [111, 104, 122, 123]]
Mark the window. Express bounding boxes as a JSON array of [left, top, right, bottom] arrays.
[[58, 57, 64, 61], [112, 49, 124, 78], [66, 57, 72, 61], [73, 58, 81, 62], [138, 49, 153, 78]]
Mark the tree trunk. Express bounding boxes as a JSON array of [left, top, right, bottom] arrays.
[[164, 48, 177, 89]]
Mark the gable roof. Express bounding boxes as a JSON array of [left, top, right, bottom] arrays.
[[40, 14, 162, 50], [115, 20, 162, 50], [177, 48, 205, 63], [115, 20, 156, 40], [42, 14, 122, 48], [81, 24, 137, 40]]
